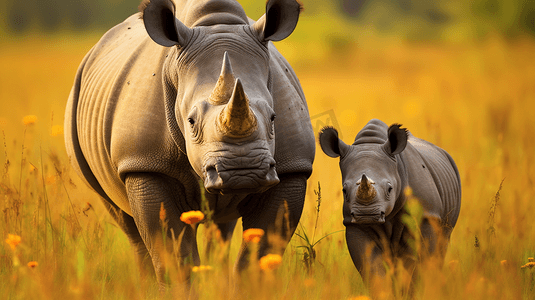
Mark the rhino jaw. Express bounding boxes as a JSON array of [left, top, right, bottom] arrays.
[[350, 206, 386, 224], [203, 155, 279, 194]]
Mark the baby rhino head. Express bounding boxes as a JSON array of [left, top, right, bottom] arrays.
[[319, 121, 408, 225]]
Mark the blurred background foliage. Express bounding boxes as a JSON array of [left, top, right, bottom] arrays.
[[1, 1, 535, 298], [1, 0, 534, 43]]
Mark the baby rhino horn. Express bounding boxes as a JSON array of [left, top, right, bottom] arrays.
[[356, 174, 377, 203], [209, 52, 235, 105], [217, 78, 258, 138]]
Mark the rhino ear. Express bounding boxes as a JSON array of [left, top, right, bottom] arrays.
[[141, 0, 193, 47], [252, 0, 302, 42], [319, 127, 350, 158], [383, 124, 408, 156]]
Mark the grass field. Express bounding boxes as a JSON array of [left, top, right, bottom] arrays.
[[1, 31, 535, 299]]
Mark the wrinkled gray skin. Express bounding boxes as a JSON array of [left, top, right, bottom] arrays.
[[64, 0, 315, 288], [319, 119, 460, 283]]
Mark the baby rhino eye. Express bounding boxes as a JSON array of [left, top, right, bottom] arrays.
[[387, 183, 393, 194]]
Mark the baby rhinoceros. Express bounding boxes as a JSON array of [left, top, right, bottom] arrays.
[[319, 119, 461, 283]]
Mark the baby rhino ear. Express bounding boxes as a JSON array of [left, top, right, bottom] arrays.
[[383, 124, 408, 156], [319, 127, 350, 158]]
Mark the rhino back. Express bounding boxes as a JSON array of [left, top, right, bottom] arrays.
[[175, 0, 249, 26], [403, 135, 461, 228], [268, 43, 315, 176], [67, 14, 186, 214]]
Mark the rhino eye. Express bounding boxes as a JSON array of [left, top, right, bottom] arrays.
[[387, 184, 393, 194], [188, 118, 195, 127], [342, 188, 347, 200], [270, 114, 276, 122]]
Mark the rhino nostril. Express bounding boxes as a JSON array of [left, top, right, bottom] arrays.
[[206, 165, 216, 174], [205, 166, 219, 182]]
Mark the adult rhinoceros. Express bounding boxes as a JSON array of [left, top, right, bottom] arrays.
[[319, 119, 460, 286], [64, 0, 315, 286]]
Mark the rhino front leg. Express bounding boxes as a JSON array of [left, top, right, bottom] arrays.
[[236, 173, 307, 272], [92, 191, 154, 279], [125, 172, 200, 290], [345, 226, 388, 288]]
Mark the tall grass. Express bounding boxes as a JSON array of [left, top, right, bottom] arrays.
[[1, 34, 535, 299]]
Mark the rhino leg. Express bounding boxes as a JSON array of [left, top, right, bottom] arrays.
[[99, 199, 154, 278], [217, 221, 238, 242], [420, 216, 451, 265], [125, 172, 200, 290], [235, 173, 307, 272], [345, 226, 388, 284]]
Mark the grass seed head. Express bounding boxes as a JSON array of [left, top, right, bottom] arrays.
[[159, 202, 166, 222]]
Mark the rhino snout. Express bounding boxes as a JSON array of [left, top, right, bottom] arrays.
[[203, 156, 279, 194], [350, 207, 386, 224]]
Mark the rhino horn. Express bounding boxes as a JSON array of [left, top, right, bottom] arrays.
[[217, 78, 258, 138], [356, 174, 377, 202], [209, 52, 235, 105]]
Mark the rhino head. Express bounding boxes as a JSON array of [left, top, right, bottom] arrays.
[[319, 123, 408, 224], [141, 0, 302, 194]]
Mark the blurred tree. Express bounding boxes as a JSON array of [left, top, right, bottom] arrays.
[[339, 0, 368, 18], [69, 0, 96, 30], [0, 0, 533, 40], [519, 0, 535, 34], [36, 0, 62, 31], [6, 1, 32, 33]]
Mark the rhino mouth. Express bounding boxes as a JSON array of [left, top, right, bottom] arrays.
[[203, 154, 279, 194], [350, 206, 386, 224]]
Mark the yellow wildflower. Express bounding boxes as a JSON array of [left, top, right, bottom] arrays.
[[23, 115, 38, 125], [180, 211, 204, 225], [529, 257, 535, 262], [27, 261, 38, 268], [50, 125, 64, 137], [243, 228, 264, 243], [5, 234, 21, 250], [192, 265, 213, 272], [521, 262, 535, 269], [259, 254, 282, 271]]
